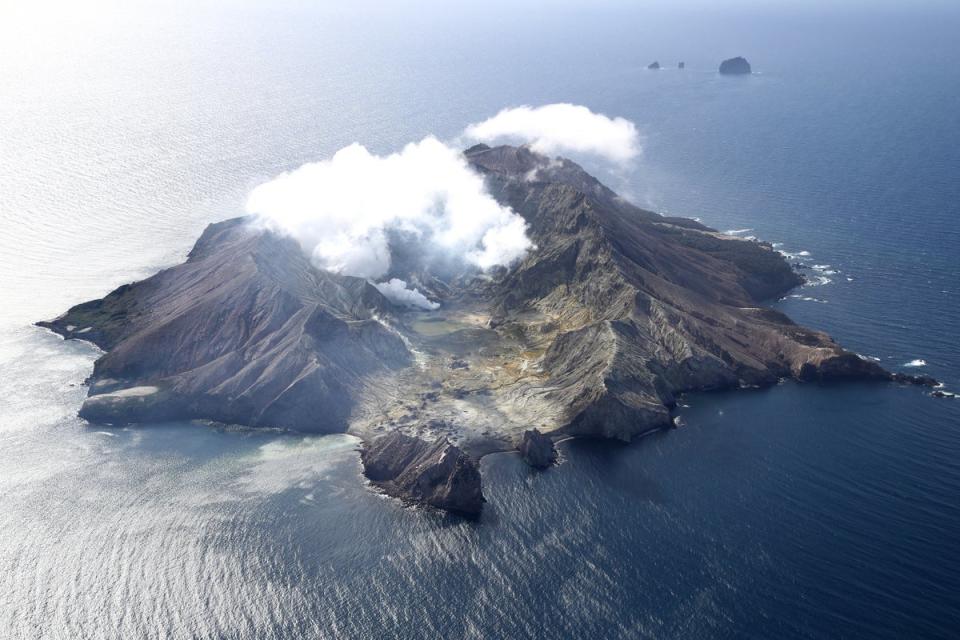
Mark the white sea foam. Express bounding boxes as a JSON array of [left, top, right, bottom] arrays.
[[778, 248, 812, 261], [804, 275, 833, 287], [724, 228, 753, 235], [903, 359, 927, 367], [811, 264, 840, 276]]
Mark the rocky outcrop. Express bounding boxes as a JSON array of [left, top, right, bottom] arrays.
[[360, 433, 484, 516], [647, 61, 660, 70], [719, 56, 752, 75], [891, 372, 939, 387], [77, 385, 178, 424], [797, 352, 892, 382], [517, 429, 557, 468], [678, 61, 685, 69]]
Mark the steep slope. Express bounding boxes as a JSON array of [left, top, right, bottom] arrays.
[[40, 218, 412, 431], [461, 144, 894, 439]]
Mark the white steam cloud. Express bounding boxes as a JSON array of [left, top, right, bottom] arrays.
[[373, 279, 439, 310], [245, 104, 641, 310], [463, 103, 641, 164], [246, 136, 532, 281]]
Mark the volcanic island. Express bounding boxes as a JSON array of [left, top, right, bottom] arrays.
[[40, 144, 936, 516]]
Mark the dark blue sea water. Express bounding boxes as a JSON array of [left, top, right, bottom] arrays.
[[1, 2, 958, 638]]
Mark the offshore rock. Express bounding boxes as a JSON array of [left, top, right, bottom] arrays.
[[796, 352, 891, 382], [517, 429, 557, 469], [360, 433, 484, 516], [647, 61, 660, 70], [891, 372, 939, 387], [719, 56, 752, 75]]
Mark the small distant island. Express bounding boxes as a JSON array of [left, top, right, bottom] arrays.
[[720, 56, 752, 75], [647, 61, 660, 70], [40, 144, 936, 517]]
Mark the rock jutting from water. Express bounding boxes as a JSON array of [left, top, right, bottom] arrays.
[[719, 56, 752, 75], [40, 143, 933, 515], [647, 61, 660, 70], [517, 429, 558, 469], [360, 432, 484, 516]]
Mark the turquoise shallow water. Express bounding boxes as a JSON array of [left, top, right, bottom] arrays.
[[1, 2, 958, 638]]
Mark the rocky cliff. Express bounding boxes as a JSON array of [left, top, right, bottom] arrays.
[[360, 433, 484, 516]]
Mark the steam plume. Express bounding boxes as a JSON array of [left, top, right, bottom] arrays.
[[463, 103, 640, 163], [373, 279, 440, 310], [246, 137, 531, 281], [245, 104, 640, 309]]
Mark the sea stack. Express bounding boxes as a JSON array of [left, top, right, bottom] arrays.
[[719, 56, 751, 75], [517, 429, 558, 469], [647, 61, 660, 70], [360, 433, 484, 516], [678, 61, 685, 69]]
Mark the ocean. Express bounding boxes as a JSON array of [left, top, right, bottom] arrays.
[[1, 1, 958, 638]]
